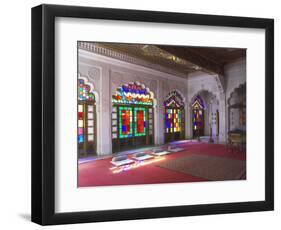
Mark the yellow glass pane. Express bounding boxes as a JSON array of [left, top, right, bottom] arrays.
[[78, 104, 83, 112], [78, 120, 83, 128]]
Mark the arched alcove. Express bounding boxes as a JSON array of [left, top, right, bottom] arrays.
[[227, 83, 246, 132], [111, 81, 155, 152], [189, 90, 220, 139], [164, 90, 186, 143], [77, 75, 98, 157]]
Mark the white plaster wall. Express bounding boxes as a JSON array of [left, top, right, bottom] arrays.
[[78, 48, 188, 154], [225, 58, 246, 101], [225, 58, 246, 134]]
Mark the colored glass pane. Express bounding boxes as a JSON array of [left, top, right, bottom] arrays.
[[78, 112, 83, 120], [88, 105, 93, 112], [88, 113, 93, 119], [78, 128, 83, 135], [165, 108, 182, 133], [137, 111, 144, 133], [77, 78, 96, 147], [112, 113, 117, 119], [78, 135, 84, 143], [164, 91, 185, 134], [134, 108, 146, 136], [78, 79, 95, 102], [164, 90, 184, 107], [191, 96, 204, 109], [88, 120, 94, 126], [119, 107, 133, 138], [122, 110, 131, 134], [192, 99, 204, 133], [112, 82, 153, 105], [78, 120, 83, 128], [88, 127, 94, 134], [88, 135, 94, 141], [78, 104, 83, 112]]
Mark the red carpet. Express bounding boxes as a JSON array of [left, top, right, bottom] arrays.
[[78, 142, 246, 187]]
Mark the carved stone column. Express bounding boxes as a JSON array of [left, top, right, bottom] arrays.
[[218, 93, 227, 143], [155, 80, 164, 145], [98, 67, 112, 155], [185, 103, 192, 139]]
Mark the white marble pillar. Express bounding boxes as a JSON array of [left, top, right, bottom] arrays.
[[218, 93, 227, 143], [155, 80, 165, 145], [185, 104, 192, 139], [98, 67, 112, 155]]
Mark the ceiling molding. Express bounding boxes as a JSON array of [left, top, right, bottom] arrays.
[[78, 42, 188, 79]]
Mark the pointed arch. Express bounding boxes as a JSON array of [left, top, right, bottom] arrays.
[[191, 95, 205, 109], [189, 90, 219, 138], [164, 89, 186, 143], [227, 82, 246, 106], [164, 89, 185, 108], [189, 89, 218, 109], [227, 82, 246, 132]]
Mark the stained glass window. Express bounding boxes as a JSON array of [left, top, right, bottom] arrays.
[[164, 90, 184, 108], [78, 104, 84, 143], [165, 108, 182, 133], [148, 108, 153, 135], [193, 110, 203, 130], [112, 82, 153, 105], [112, 106, 118, 139], [134, 107, 146, 136], [112, 82, 154, 151], [164, 91, 184, 134], [192, 96, 204, 136], [119, 106, 133, 138], [78, 78, 95, 146], [173, 109, 181, 132], [78, 79, 95, 102]]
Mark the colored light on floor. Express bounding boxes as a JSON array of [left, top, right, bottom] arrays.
[[110, 156, 166, 174]]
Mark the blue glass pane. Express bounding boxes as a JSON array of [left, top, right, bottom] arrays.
[[78, 135, 84, 143]]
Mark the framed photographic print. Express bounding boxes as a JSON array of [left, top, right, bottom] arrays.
[[31, 4, 274, 225]]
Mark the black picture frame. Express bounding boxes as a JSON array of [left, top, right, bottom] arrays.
[[31, 4, 274, 225]]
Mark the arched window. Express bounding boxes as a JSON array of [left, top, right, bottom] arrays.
[[111, 82, 154, 152], [164, 90, 185, 143], [192, 96, 205, 138], [77, 77, 96, 157]]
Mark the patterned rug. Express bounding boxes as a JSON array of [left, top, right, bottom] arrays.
[[156, 154, 246, 181]]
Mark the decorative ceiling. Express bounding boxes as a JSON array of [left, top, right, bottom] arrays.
[[79, 42, 246, 77], [99, 43, 200, 74]]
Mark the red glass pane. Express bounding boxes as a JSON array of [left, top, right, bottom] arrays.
[[137, 110, 144, 133], [78, 112, 83, 120], [121, 110, 131, 134]]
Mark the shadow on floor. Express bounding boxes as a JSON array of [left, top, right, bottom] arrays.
[[18, 213, 31, 222]]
